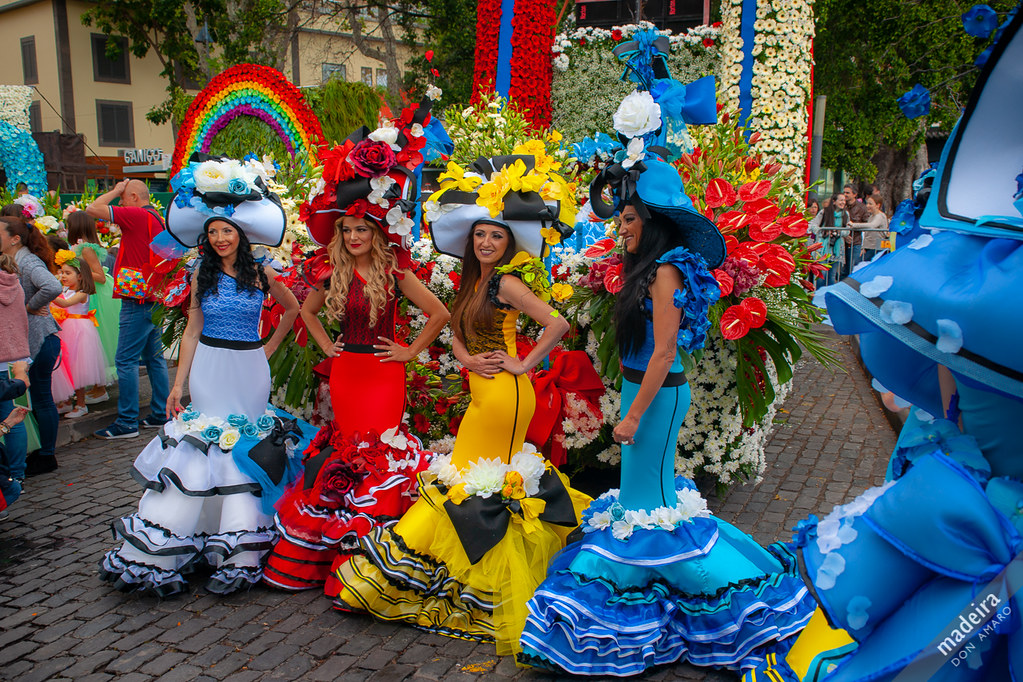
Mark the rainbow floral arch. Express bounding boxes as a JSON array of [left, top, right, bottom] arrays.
[[0, 121, 47, 196], [171, 64, 325, 174]]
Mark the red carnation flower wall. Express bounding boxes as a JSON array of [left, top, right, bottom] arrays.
[[471, 0, 556, 129]]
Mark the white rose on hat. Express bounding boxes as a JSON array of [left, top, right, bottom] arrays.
[[613, 90, 662, 138]]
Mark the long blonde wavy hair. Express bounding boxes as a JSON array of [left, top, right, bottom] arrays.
[[322, 215, 398, 326]]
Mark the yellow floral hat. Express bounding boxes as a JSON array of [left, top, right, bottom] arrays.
[[425, 141, 578, 259]]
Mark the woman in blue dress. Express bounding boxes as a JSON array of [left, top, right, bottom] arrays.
[[519, 145, 815, 676], [100, 154, 312, 596]]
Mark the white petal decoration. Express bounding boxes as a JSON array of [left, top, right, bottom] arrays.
[[859, 275, 894, 298], [935, 319, 964, 353], [879, 300, 913, 325], [907, 234, 933, 250]]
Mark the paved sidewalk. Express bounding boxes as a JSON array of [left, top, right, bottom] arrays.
[[0, 329, 896, 682]]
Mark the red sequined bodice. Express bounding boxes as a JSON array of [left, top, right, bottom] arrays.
[[341, 272, 398, 344]]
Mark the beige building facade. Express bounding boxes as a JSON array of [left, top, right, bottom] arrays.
[[0, 0, 414, 185]]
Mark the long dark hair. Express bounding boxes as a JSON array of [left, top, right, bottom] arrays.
[[0, 215, 55, 272], [194, 223, 269, 301], [449, 222, 517, 342], [820, 194, 848, 229], [66, 211, 100, 245], [614, 208, 686, 360]]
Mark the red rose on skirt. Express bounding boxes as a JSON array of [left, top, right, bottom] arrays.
[[348, 140, 397, 178], [316, 459, 363, 506]]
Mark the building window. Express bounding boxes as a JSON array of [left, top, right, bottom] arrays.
[[29, 102, 42, 133], [92, 34, 131, 84], [321, 63, 346, 83], [96, 100, 134, 147], [21, 37, 38, 85], [376, 69, 388, 88], [361, 67, 373, 86]]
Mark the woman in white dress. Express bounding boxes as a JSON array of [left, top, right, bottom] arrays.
[[100, 154, 309, 595]]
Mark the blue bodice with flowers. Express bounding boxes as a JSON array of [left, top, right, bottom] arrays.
[[621, 246, 720, 372], [200, 272, 264, 343]]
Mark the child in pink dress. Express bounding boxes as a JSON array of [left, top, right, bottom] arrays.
[[50, 250, 108, 418]]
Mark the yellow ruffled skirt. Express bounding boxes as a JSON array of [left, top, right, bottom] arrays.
[[335, 468, 590, 655]]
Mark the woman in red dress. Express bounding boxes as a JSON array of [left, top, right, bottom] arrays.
[[264, 100, 449, 593]]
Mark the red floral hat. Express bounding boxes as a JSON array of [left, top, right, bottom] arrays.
[[300, 99, 434, 251]]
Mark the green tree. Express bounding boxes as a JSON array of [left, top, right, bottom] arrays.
[[396, 0, 478, 107], [814, 0, 1015, 207], [82, 0, 295, 125]]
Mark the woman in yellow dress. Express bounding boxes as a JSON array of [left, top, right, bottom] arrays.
[[333, 152, 590, 655]]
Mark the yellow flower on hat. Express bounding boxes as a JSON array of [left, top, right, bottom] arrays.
[[476, 173, 510, 218], [438, 161, 481, 192], [540, 225, 562, 246], [505, 160, 547, 194], [513, 139, 547, 157]]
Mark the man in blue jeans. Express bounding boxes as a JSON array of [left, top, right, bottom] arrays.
[[87, 180, 170, 439]]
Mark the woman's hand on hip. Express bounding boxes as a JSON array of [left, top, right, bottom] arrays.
[[465, 351, 502, 379], [489, 350, 527, 376], [375, 337, 413, 363]]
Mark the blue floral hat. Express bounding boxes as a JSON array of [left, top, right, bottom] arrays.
[[166, 152, 286, 247], [589, 137, 726, 269]]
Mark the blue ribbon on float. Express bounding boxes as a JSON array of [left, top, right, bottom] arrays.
[[495, 0, 516, 97], [737, 0, 758, 137]]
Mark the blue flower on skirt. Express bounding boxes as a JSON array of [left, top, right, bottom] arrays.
[[897, 84, 931, 119], [256, 414, 276, 431], [227, 414, 249, 428], [200, 425, 223, 441], [180, 409, 200, 422], [241, 423, 260, 439]]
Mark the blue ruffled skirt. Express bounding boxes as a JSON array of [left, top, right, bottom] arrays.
[[519, 479, 815, 676]]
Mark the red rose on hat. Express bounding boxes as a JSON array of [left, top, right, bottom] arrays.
[[349, 140, 397, 178]]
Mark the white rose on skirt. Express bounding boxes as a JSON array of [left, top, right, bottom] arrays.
[[613, 91, 661, 139]]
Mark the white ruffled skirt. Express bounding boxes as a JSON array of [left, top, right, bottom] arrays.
[[100, 341, 278, 595]]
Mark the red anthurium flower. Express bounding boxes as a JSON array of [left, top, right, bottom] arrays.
[[720, 304, 752, 340], [737, 180, 771, 202], [723, 235, 740, 253], [748, 220, 783, 243], [583, 238, 617, 258], [756, 246, 797, 287], [603, 262, 624, 294], [742, 197, 780, 227], [705, 178, 737, 208], [730, 243, 761, 267], [713, 268, 734, 296], [778, 213, 809, 237], [717, 210, 751, 233], [740, 297, 768, 328]]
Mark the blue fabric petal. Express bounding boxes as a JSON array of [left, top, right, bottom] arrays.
[[897, 84, 931, 119], [656, 246, 721, 353], [962, 4, 999, 38]]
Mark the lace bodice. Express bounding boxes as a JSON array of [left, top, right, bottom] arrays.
[[200, 272, 264, 342], [340, 272, 398, 345]]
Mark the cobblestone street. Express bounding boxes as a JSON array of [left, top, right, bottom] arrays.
[[0, 329, 896, 682]]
